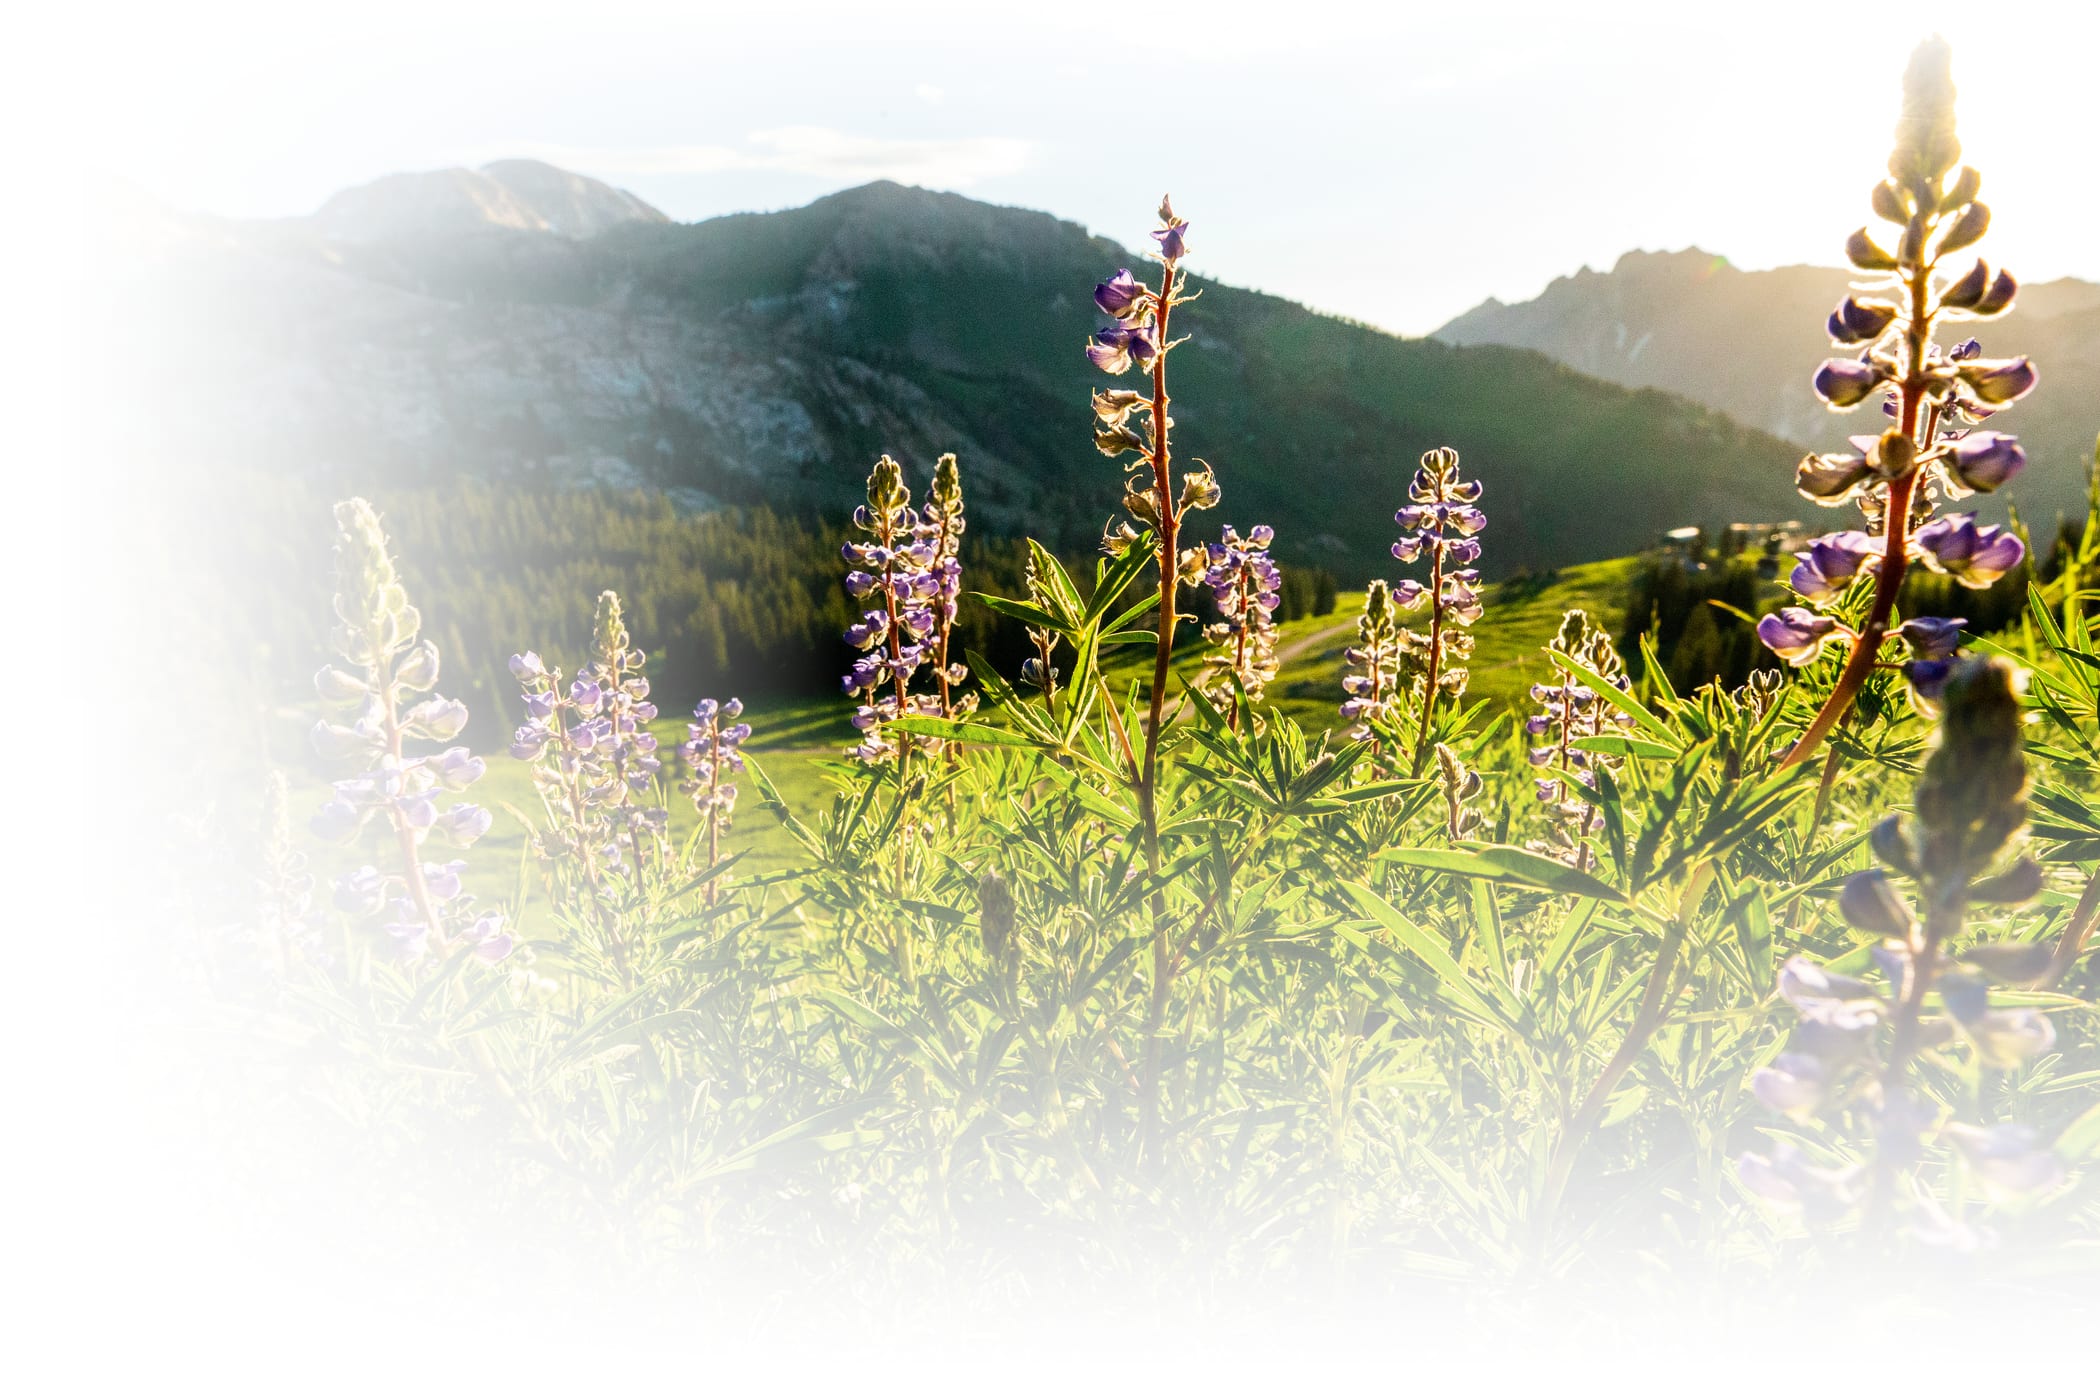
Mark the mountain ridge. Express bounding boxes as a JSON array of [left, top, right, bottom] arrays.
[[1435, 247, 2099, 501], [128, 167, 1827, 578]]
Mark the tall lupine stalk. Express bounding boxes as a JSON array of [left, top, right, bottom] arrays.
[[508, 595, 667, 884], [923, 453, 975, 737], [1525, 609, 1630, 873], [1341, 580, 1405, 748], [841, 455, 943, 769], [1088, 197, 1209, 855], [1018, 552, 1062, 704], [583, 590, 668, 878], [1088, 198, 1213, 1165], [1770, 39, 2037, 768], [680, 698, 748, 906], [1201, 523, 1282, 730], [1745, 657, 2063, 1232], [311, 499, 502, 964], [1390, 447, 1484, 776]]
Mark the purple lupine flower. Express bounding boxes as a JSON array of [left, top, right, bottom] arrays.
[[1523, 609, 1628, 871], [1949, 337, 1984, 361], [1151, 199, 1189, 262], [1777, 955, 1883, 1030], [1385, 448, 1486, 759], [1751, 1053, 1829, 1117], [1957, 356, 2038, 405], [508, 591, 669, 891], [1737, 1143, 1865, 1219], [1788, 529, 1879, 603], [1826, 296, 1899, 343], [1944, 431, 2026, 493], [1757, 607, 1843, 665], [312, 497, 500, 963], [1094, 268, 1145, 321], [1898, 616, 1964, 660], [1085, 325, 1156, 376], [681, 696, 750, 892], [1813, 356, 1887, 408], [1944, 1124, 2065, 1196], [840, 456, 952, 764], [464, 910, 513, 965], [1201, 525, 1282, 720], [1795, 450, 1873, 505], [1912, 514, 2024, 587]]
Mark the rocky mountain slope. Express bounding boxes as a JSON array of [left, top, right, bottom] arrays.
[[311, 159, 669, 241], [124, 170, 1817, 578], [1436, 249, 2099, 520]]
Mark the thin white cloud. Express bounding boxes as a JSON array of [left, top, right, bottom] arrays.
[[914, 83, 945, 104], [504, 127, 1029, 190]]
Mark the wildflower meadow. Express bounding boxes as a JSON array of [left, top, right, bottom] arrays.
[[139, 38, 2100, 1353]]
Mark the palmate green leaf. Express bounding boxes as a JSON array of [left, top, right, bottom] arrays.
[[1372, 844, 1626, 905]]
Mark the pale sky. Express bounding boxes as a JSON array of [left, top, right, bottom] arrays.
[[70, 0, 2100, 334]]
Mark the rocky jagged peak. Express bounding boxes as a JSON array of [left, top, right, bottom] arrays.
[[312, 159, 668, 242]]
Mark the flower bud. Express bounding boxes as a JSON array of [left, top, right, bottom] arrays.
[[1957, 356, 2038, 405], [1966, 860, 2046, 911], [314, 665, 367, 704], [1839, 868, 1918, 937], [1845, 228, 1897, 271], [1826, 296, 1899, 344], [978, 871, 1017, 964], [1812, 357, 1885, 408], [1936, 200, 1989, 257], [1938, 165, 1981, 213], [393, 640, 440, 693], [1795, 451, 1871, 505], [1757, 607, 1842, 665], [1870, 180, 1908, 224], [1898, 616, 1964, 660], [1939, 258, 1990, 310], [1973, 268, 2018, 316]]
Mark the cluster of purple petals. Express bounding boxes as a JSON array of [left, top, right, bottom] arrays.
[[1744, 934, 2064, 1216], [1201, 525, 1283, 701], [1084, 200, 1185, 376], [1524, 681, 1611, 836], [311, 646, 497, 962], [841, 498, 950, 764], [508, 648, 669, 866], [680, 698, 751, 822]]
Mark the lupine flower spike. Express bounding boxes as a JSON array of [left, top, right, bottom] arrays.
[[1745, 657, 2062, 1229], [841, 455, 947, 765], [1341, 579, 1406, 745], [507, 596, 666, 892], [1772, 39, 2034, 764], [1525, 609, 1631, 872], [1201, 524, 1282, 728], [1389, 446, 1484, 774], [923, 453, 976, 739], [310, 499, 502, 964], [1088, 196, 1211, 831], [681, 698, 749, 904]]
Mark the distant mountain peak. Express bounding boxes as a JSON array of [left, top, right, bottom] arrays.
[[311, 159, 668, 242]]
